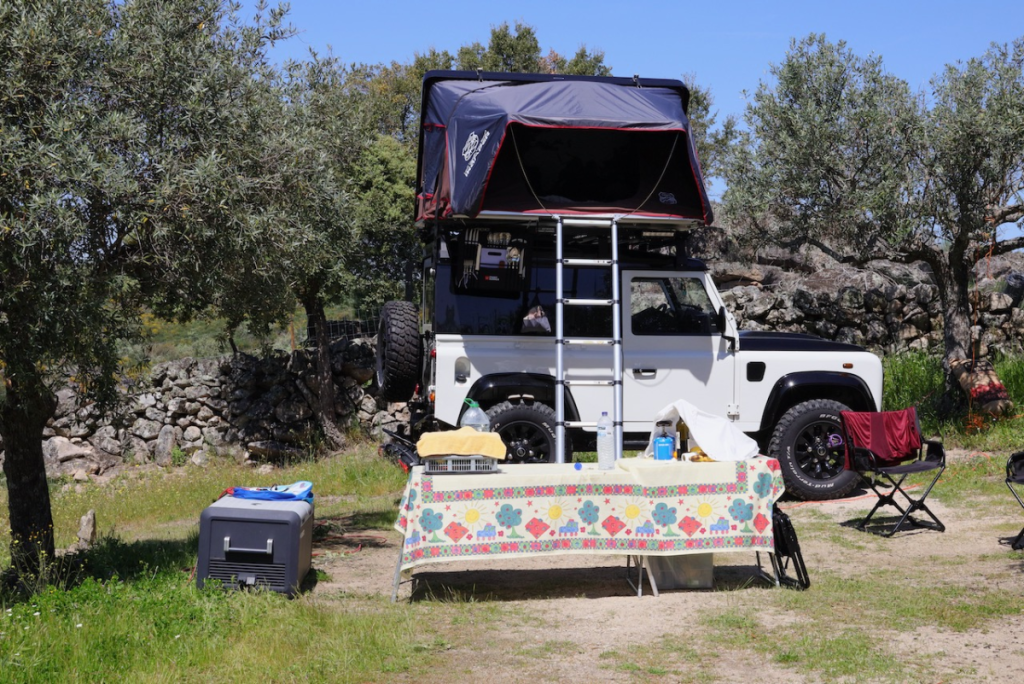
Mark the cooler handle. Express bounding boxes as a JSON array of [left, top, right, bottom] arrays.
[[223, 537, 273, 555]]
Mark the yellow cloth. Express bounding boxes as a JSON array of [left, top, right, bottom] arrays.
[[416, 427, 507, 460]]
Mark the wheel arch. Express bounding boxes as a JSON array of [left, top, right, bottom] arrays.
[[463, 373, 580, 422], [759, 372, 876, 435]]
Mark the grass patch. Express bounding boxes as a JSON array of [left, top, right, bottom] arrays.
[[0, 440, 407, 564], [883, 351, 1024, 451]]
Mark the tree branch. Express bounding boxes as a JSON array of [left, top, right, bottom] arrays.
[[990, 235, 1024, 257], [987, 204, 1024, 225]]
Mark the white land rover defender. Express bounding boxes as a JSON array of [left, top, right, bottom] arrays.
[[376, 71, 882, 501]]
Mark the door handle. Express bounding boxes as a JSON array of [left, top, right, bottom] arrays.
[[632, 368, 657, 378]]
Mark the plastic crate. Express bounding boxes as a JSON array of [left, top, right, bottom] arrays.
[[424, 456, 499, 474], [645, 553, 713, 590]]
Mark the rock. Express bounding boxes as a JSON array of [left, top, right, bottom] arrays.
[[988, 292, 1014, 314], [274, 398, 312, 424], [91, 434, 122, 456], [743, 293, 776, 318], [44, 436, 93, 464], [191, 451, 209, 467], [144, 407, 167, 423], [73, 469, 89, 482], [256, 463, 275, 475], [166, 397, 187, 416], [183, 426, 202, 442], [131, 418, 162, 440], [134, 393, 158, 413], [77, 510, 97, 546], [246, 440, 304, 460], [54, 387, 78, 418], [126, 437, 152, 463], [154, 425, 176, 466], [201, 426, 228, 447]]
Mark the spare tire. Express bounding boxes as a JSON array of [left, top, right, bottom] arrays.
[[376, 301, 421, 402]]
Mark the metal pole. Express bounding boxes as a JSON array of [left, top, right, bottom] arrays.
[[554, 216, 566, 464]]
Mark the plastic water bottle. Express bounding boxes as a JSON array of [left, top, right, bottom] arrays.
[[653, 420, 675, 460], [597, 411, 615, 470], [459, 398, 490, 432]]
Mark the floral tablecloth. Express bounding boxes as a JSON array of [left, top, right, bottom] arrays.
[[394, 457, 784, 572]]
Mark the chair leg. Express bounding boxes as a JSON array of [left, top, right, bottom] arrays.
[[858, 467, 945, 537], [881, 467, 945, 537], [1006, 482, 1024, 550], [857, 478, 912, 531]]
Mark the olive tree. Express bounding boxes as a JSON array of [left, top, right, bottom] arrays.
[[0, 0, 288, 576], [724, 34, 1024, 391]]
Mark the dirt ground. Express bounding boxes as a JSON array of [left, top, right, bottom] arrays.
[[313, 451, 1024, 683]]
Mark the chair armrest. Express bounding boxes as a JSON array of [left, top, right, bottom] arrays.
[[923, 440, 945, 465], [850, 447, 878, 473]]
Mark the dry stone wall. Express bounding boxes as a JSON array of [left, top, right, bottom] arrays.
[[712, 258, 1024, 357], [0, 337, 407, 480]]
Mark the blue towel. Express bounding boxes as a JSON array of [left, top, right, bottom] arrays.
[[224, 481, 313, 504]]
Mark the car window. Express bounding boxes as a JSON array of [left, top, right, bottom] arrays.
[[630, 277, 719, 336]]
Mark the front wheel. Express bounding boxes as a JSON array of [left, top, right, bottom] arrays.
[[486, 401, 569, 464], [768, 399, 860, 501]]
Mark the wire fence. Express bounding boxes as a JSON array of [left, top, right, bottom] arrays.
[[302, 315, 380, 348]]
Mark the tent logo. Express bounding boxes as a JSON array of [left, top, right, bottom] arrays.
[[658, 192, 678, 205], [462, 133, 480, 161], [462, 130, 490, 176]]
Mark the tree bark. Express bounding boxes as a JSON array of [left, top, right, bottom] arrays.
[[0, 368, 57, 576], [302, 295, 346, 450], [933, 256, 973, 366]]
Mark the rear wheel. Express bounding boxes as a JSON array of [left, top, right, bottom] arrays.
[[375, 301, 421, 402], [768, 399, 860, 501], [486, 401, 569, 464]]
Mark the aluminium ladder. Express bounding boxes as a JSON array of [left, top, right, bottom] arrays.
[[553, 216, 623, 464]]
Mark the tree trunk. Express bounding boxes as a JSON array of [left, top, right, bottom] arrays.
[[935, 257, 973, 366], [302, 296, 346, 450], [0, 368, 57, 576], [933, 252, 1013, 414]]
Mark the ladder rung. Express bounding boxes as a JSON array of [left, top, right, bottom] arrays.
[[561, 258, 613, 266], [563, 379, 615, 386], [562, 338, 615, 346], [562, 298, 614, 306], [563, 420, 597, 428]]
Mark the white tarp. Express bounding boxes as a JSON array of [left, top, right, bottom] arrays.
[[643, 398, 760, 462]]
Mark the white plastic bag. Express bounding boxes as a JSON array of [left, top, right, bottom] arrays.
[[643, 398, 759, 461]]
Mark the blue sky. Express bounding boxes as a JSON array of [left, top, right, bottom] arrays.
[[243, 0, 1024, 123]]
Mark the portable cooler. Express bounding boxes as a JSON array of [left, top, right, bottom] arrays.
[[197, 497, 313, 596]]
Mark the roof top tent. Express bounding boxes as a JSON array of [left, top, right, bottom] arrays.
[[415, 70, 714, 230]]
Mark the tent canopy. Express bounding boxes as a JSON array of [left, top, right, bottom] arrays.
[[416, 71, 714, 225]]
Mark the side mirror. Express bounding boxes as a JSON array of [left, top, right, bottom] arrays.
[[719, 306, 737, 351]]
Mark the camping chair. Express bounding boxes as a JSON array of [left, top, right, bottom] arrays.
[[840, 407, 946, 537], [1005, 451, 1024, 550]]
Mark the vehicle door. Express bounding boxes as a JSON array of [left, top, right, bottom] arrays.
[[621, 271, 737, 431]]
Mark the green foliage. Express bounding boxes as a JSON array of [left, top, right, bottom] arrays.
[[348, 134, 418, 312], [883, 351, 1024, 449], [723, 33, 1024, 373], [882, 351, 945, 427]]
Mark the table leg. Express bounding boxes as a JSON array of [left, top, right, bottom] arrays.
[[391, 543, 405, 602], [643, 556, 659, 597]]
